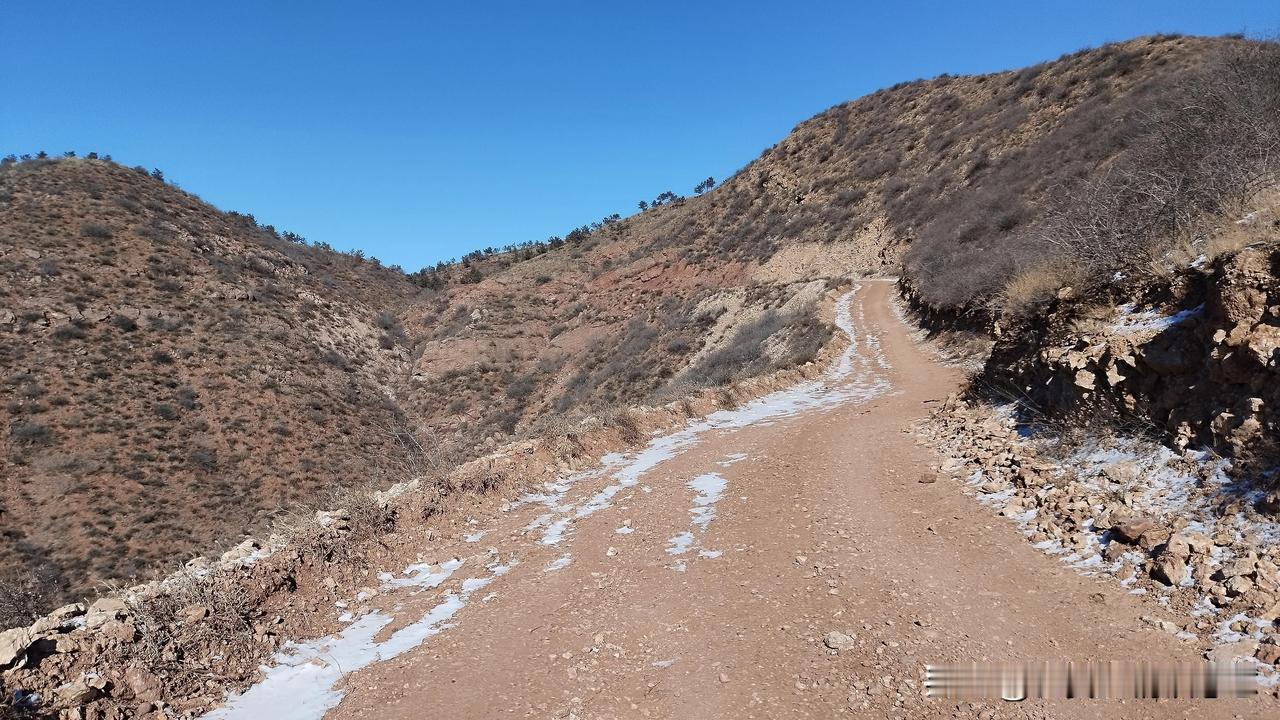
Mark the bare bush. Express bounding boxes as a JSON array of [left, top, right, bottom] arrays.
[[1045, 39, 1280, 279], [685, 304, 833, 387], [907, 37, 1280, 317], [0, 566, 58, 628], [601, 408, 644, 445], [79, 222, 113, 239]]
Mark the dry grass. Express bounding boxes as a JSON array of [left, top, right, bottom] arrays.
[[994, 263, 1084, 320], [600, 407, 645, 445]]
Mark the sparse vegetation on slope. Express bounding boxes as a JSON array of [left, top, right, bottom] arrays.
[[3, 33, 1276, 625], [0, 158, 422, 610]]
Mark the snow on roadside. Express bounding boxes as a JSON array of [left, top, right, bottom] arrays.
[[1109, 302, 1204, 334], [926, 401, 1280, 679], [513, 286, 892, 560], [203, 558, 515, 720]]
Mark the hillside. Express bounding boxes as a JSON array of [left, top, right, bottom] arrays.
[[0, 158, 838, 617], [3, 33, 1277, 623], [0, 159, 423, 609], [3, 31, 1280, 719], [388, 34, 1258, 449]]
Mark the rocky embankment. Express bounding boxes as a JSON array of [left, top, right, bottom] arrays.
[[919, 396, 1280, 680], [985, 238, 1280, 494]]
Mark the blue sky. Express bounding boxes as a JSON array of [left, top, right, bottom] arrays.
[[3, 2, 1275, 271]]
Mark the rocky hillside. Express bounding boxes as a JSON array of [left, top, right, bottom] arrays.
[[4, 32, 1276, 623], [393, 34, 1268, 456], [977, 197, 1280, 489]]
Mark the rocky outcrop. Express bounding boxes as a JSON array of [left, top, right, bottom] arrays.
[[983, 242, 1280, 498]]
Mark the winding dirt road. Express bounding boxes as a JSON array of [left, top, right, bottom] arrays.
[[215, 281, 1271, 719]]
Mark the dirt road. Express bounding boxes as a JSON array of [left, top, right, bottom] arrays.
[[212, 281, 1271, 719]]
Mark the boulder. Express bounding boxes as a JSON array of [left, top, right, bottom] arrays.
[[1151, 556, 1188, 586], [1103, 542, 1128, 562], [1100, 461, 1139, 485], [1165, 531, 1213, 558], [1245, 326, 1280, 367], [181, 605, 210, 624], [823, 631, 856, 651], [55, 680, 100, 706], [1073, 369, 1096, 391], [1257, 640, 1280, 666], [1207, 639, 1260, 664], [0, 626, 32, 667], [219, 538, 261, 564], [84, 597, 129, 629], [99, 619, 138, 644], [1225, 575, 1255, 597], [30, 603, 86, 635], [1111, 517, 1156, 544], [1222, 554, 1258, 579], [125, 665, 165, 703]]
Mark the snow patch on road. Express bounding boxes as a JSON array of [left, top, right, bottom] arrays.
[[716, 452, 748, 466], [666, 532, 695, 555], [528, 287, 893, 564], [203, 286, 896, 717], [203, 558, 514, 720], [544, 554, 572, 572], [688, 472, 727, 530]]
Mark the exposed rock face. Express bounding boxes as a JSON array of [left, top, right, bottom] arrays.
[[0, 627, 31, 668], [1150, 554, 1188, 586], [983, 243, 1280, 496]]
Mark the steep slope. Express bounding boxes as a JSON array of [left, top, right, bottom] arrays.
[[407, 33, 1278, 481], [0, 159, 422, 608]]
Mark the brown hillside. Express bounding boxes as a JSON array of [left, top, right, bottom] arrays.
[[3, 33, 1270, 619], [0, 159, 422, 607], [394, 34, 1264, 449]]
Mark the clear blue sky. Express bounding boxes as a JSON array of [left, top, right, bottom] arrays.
[[3, 1, 1275, 271]]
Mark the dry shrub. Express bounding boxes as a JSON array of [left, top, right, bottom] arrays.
[[714, 387, 741, 410], [684, 303, 832, 387], [524, 413, 590, 459], [907, 37, 1280, 317], [995, 263, 1083, 320], [601, 408, 644, 445], [1207, 203, 1280, 259], [333, 485, 397, 540], [0, 566, 58, 629], [1043, 39, 1280, 280], [117, 570, 260, 695]]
